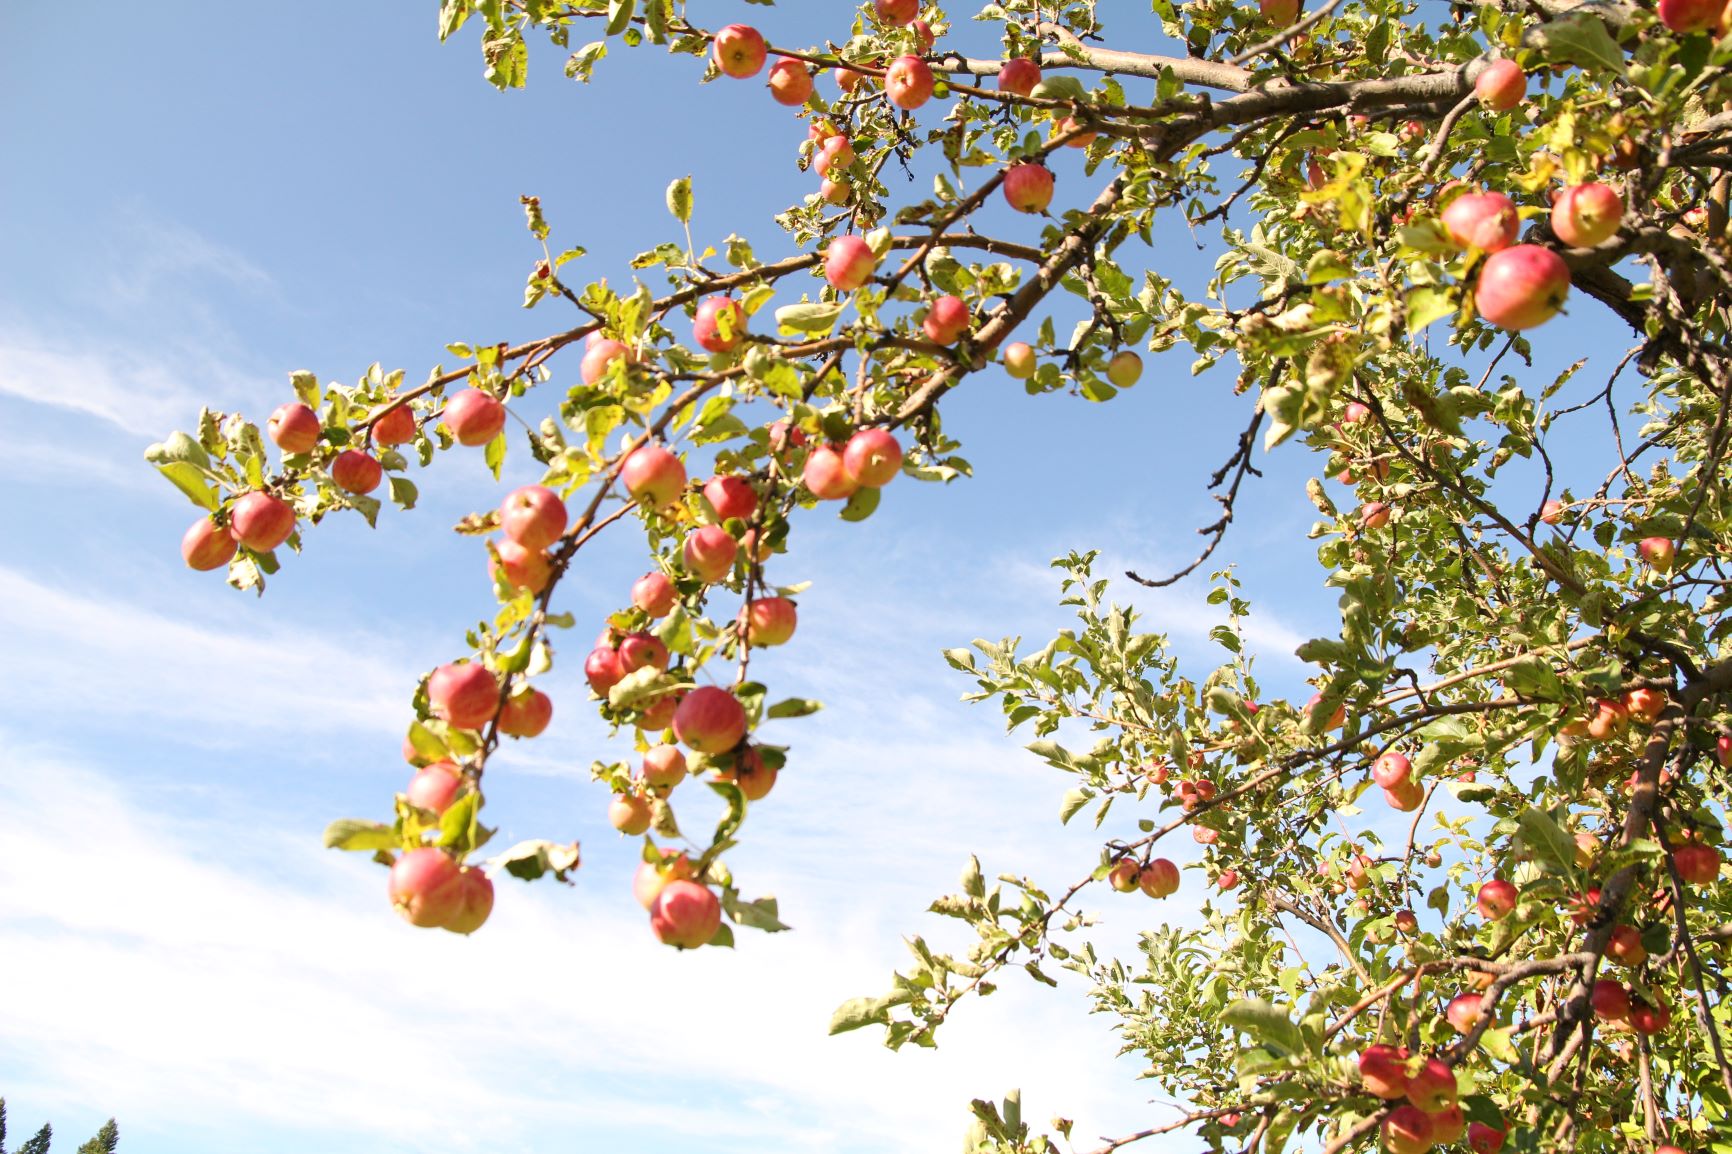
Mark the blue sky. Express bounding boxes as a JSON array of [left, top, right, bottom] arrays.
[[0, 3, 1639, 1152]]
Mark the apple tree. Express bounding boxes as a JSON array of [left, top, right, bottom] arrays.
[[150, 0, 1732, 1151]]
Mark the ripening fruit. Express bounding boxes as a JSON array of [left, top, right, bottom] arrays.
[[1138, 858, 1181, 898], [1359, 1044, 1409, 1099], [443, 866, 495, 935], [1474, 59, 1526, 110], [1629, 995, 1671, 1034], [815, 134, 855, 177], [229, 491, 297, 552], [803, 444, 860, 501], [371, 402, 417, 447], [584, 646, 624, 695], [609, 793, 653, 835], [825, 235, 879, 291], [1259, 0, 1300, 23], [1445, 992, 1483, 1034], [407, 762, 464, 814], [1055, 116, 1096, 148], [1658, 0, 1721, 32], [621, 443, 687, 510], [641, 745, 688, 793], [1106, 350, 1143, 387], [717, 746, 778, 801], [741, 597, 798, 646], [843, 428, 903, 487], [617, 632, 670, 674], [998, 57, 1040, 96], [1675, 842, 1722, 885], [1406, 1057, 1457, 1111], [1003, 342, 1037, 379], [1305, 693, 1346, 731], [820, 177, 851, 205], [330, 450, 383, 495], [693, 296, 747, 354], [1607, 924, 1648, 967], [1361, 501, 1392, 530], [874, 0, 919, 25], [1466, 1121, 1506, 1154], [636, 690, 680, 732], [267, 402, 322, 454], [1638, 536, 1677, 573], [1441, 192, 1519, 252], [650, 879, 722, 948], [182, 516, 238, 571], [1540, 498, 1565, 525], [500, 485, 568, 551], [1381, 1108, 1433, 1154], [1394, 909, 1418, 934], [1384, 776, 1424, 811], [910, 18, 935, 51], [1003, 163, 1055, 213], [673, 686, 749, 754], [885, 55, 935, 109], [1586, 698, 1630, 741], [703, 474, 758, 521], [1475, 245, 1570, 330], [632, 572, 677, 617], [1106, 859, 1141, 892], [1551, 182, 1623, 248], [499, 687, 553, 738], [441, 388, 507, 446], [1217, 870, 1239, 891], [1624, 687, 1666, 725], [683, 525, 739, 584], [767, 59, 814, 106], [388, 847, 465, 928], [923, 294, 971, 344], [712, 24, 767, 78], [580, 338, 632, 385], [490, 540, 551, 593], [1427, 1105, 1465, 1146], [1592, 980, 1631, 1022], [428, 662, 500, 730], [634, 848, 694, 909], [1477, 878, 1518, 920], [1372, 751, 1412, 789]]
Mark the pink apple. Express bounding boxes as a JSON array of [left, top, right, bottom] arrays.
[[580, 337, 632, 385], [499, 687, 552, 738], [1360, 501, 1392, 529], [703, 474, 758, 521], [1474, 59, 1526, 110], [825, 235, 878, 290], [843, 428, 903, 487], [713, 24, 767, 78], [428, 661, 500, 730], [641, 744, 688, 793], [834, 66, 869, 95], [1106, 350, 1143, 387], [441, 388, 506, 446], [636, 690, 681, 732], [1427, 1104, 1465, 1146], [609, 792, 653, 835], [650, 879, 722, 948], [633, 848, 694, 908], [1304, 692, 1346, 730], [1217, 869, 1239, 891], [874, 0, 919, 25], [1476, 244, 1570, 330], [998, 57, 1040, 96], [1384, 777, 1425, 811], [1395, 909, 1418, 934], [767, 58, 814, 106], [501, 485, 568, 550], [1467, 1121, 1506, 1154], [330, 450, 383, 495], [1406, 1057, 1457, 1111], [1107, 859, 1140, 893], [803, 444, 860, 500], [1341, 401, 1371, 424], [490, 539, 552, 593], [371, 402, 418, 447], [584, 646, 624, 695], [741, 596, 798, 646], [229, 491, 297, 552], [885, 55, 934, 109], [1540, 498, 1564, 525], [267, 402, 321, 454], [911, 19, 935, 51], [443, 866, 494, 935], [181, 517, 238, 571], [1477, 878, 1517, 920], [1607, 924, 1648, 966], [617, 631, 670, 674], [1055, 115, 1096, 148], [815, 134, 855, 177], [1638, 536, 1677, 573], [1003, 163, 1054, 213], [693, 295, 747, 354], [682, 525, 738, 584], [621, 443, 687, 510], [1372, 751, 1412, 789], [1629, 995, 1671, 1034], [388, 847, 464, 928], [1675, 842, 1722, 884], [673, 685, 748, 754], [407, 762, 464, 814], [1003, 342, 1037, 379], [1659, 0, 1721, 32], [1260, 0, 1299, 23], [1623, 687, 1666, 724], [1441, 192, 1519, 252], [1138, 858, 1180, 898], [1592, 979, 1631, 1021], [1551, 182, 1623, 247], [721, 746, 778, 801], [1359, 1044, 1409, 1099], [632, 572, 677, 617], [922, 294, 971, 344], [820, 177, 851, 205], [1445, 992, 1483, 1034]]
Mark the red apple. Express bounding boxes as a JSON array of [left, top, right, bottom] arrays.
[[1567, 887, 1603, 927], [1406, 1057, 1457, 1111], [1372, 752, 1412, 789], [371, 402, 417, 447], [388, 847, 464, 928], [815, 134, 855, 176], [618, 632, 670, 674], [703, 475, 758, 521], [1441, 192, 1519, 253], [1359, 1044, 1409, 1099], [1445, 992, 1483, 1035], [998, 57, 1040, 96], [911, 19, 935, 51], [1426, 1104, 1465, 1146], [834, 66, 869, 95], [1341, 401, 1371, 424], [1139, 858, 1181, 898], [1384, 777, 1425, 812], [1305, 692, 1346, 731], [1629, 994, 1671, 1034], [693, 295, 747, 354], [803, 444, 860, 500], [641, 744, 688, 793], [1003, 341, 1037, 379], [499, 687, 552, 738], [1395, 909, 1419, 934], [713, 24, 767, 78], [874, 0, 919, 25], [1474, 59, 1526, 110], [1638, 536, 1677, 573], [1592, 979, 1631, 1021], [1217, 869, 1239, 891], [1056, 116, 1097, 148], [407, 762, 463, 814], [330, 450, 382, 495], [825, 235, 878, 290], [580, 337, 632, 385], [621, 443, 687, 510], [717, 745, 777, 801], [585, 646, 623, 695], [1607, 923, 1647, 966], [1540, 498, 1564, 525], [636, 690, 681, 732], [609, 792, 653, 835], [1477, 878, 1517, 920], [1260, 0, 1300, 23], [767, 58, 814, 106], [923, 294, 971, 344], [634, 848, 694, 908], [181, 517, 238, 571], [1107, 350, 1143, 386], [491, 539, 552, 593], [443, 866, 494, 935], [683, 525, 738, 584], [1475, 244, 1570, 330], [1623, 687, 1666, 725], [1675, 842, 1722, 884], [501, 485, 568, 550], [843, 428, 903, 487], [673, 685, 748, 753], [1587, 698, 1629, 741], [632, 571, 677, 617], [1003, 163, 1054, 213], [1467, 1121, 1506, 1154], [1361, 501, 1392, 529], [741, 597, 798, 646], [428, 662, 500, 730], [229, 491, 297, 552], [820, 177, 851, 205], [267, 402, 321, 454], [650, 879, 722, 948], [441, 388, 506, 446], [1107, 858, 1141, 893], [1551, 182, 1623, 247], [1378, 1102, 1434, 1154], [885, 55, 934, 109], [1659, 0, 1721, 31]]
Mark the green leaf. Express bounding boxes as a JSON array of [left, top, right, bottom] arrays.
[[1518, 807, 1578, 875], [1220, 997, 1305, 1056], [1406, 285, 1457, 333], [406, 721, 449, 763], [961, 854, 984, 898], [765, 697, 823, 719], [493, 839, 582, 881], [437, 791, 480, 850], [840, 486, 880, 522], [1535, 14, 1625, 75], [665, 175, 693, 224], [1030, 76, 1087, 101], [829, 995, 893, 1035], [155, 462, 220, 510], [323, 819, 397, 852], [605, 0, 636, 36], [774, 301, 846, 335], [1059, 787, 1093, 825], [387, 475, 419, 510]]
